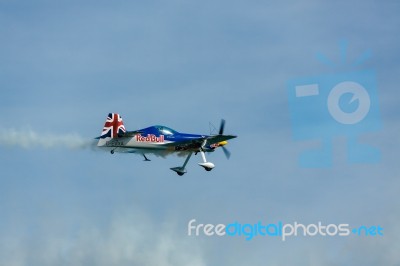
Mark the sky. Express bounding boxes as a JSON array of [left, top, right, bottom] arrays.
[[0, 0, 399, 265]]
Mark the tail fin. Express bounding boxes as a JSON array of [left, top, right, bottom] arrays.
[[99, 113, 126, 139]]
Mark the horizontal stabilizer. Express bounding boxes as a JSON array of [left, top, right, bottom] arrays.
[[118, 130, 143, 138]]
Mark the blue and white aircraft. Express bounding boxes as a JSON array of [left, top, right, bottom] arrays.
[[96, 113, 237, 175]]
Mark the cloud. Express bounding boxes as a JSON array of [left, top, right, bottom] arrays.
[[0, 1, 399, 265], [0, 209, 206, 266]]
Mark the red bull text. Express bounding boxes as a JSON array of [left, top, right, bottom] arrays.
[[136, 134, 165, 143]]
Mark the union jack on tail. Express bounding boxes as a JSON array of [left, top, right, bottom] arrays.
[[100, 113, 126, 139]]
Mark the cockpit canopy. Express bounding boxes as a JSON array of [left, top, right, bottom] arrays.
[[154, 125, 178, 135]]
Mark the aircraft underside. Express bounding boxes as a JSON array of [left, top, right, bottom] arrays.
[[106, 145, 215, 176]]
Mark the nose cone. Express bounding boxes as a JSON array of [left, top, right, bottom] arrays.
[[218, 141, 228, 146]]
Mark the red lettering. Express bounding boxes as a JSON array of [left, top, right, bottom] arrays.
[[136, 134, 165, 143]]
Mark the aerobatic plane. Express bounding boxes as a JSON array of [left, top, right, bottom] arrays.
[[96, 113, 237, 175]]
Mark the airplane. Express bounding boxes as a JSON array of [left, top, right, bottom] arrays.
[[96, 113, 237, 175]]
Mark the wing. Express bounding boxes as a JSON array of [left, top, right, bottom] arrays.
[[111, 146, 191, 158], [163, 136, 207, 150], [164, 135, 237, 149], [205, 135, 237, 146]]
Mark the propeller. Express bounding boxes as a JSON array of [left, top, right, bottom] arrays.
[[218, 119, 226, 135], [217, 119, 231, 160], [222, 146, 231, 159]]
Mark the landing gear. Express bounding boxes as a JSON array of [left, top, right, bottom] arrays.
[[198, 151, 215, 171], [174, 170, 186, 176], [110, 150, 115, 154], [142, 154, 151, 161], [170, 152, 192, 176], [170, 150, 215, 176]]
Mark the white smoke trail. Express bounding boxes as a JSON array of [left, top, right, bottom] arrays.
[[0, 128, 94, 150]]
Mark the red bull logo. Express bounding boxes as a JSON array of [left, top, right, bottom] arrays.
[[136, 134, 165, 143]]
